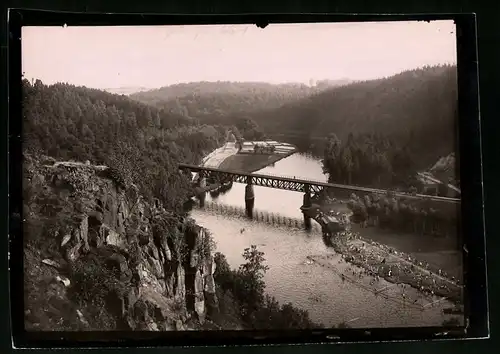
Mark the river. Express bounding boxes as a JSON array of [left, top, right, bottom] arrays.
[[191, 153, 454, 328]]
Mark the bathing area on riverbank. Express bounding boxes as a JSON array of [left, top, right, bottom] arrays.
[[316, 199, 463, 281], [315, 228, 462, 301]]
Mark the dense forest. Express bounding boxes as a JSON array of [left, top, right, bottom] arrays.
[[129, 80, 349, 119], [322, 132, 419, 189], [255, 66, 456, 132], [347, 192, 458, 241], [255, 65, 458, 167], [317, 66, 458, 191], [22, 79, 228, 211]]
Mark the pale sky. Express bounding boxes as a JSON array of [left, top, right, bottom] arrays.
[[22, 20, 456, 89]]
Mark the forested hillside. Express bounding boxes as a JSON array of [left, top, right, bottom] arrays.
[[316, 66, 458, 190], [253, 65, 457, 159], [22, 79, 226, 211], [129, 81, 348, 118], [252, 64, 457, 137]]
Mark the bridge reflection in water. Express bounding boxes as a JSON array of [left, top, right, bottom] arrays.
[[178, 163, 461, 234], [201, 200, 324, 233]]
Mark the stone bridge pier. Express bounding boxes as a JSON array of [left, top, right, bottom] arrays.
[[196, 171, 207, 207], [245, 176, 255, 219], [302, 184, 312, 231]]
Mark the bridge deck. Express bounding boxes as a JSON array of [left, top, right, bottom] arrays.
[[179, 163, 460, 206]]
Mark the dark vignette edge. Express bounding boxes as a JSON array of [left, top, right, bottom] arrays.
[[6, 9, 488, 348]]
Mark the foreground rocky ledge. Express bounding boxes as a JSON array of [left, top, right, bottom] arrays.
[[24, 154, 219, 331]]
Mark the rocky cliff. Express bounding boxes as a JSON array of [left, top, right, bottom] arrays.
[[23, 154, 219, 331]]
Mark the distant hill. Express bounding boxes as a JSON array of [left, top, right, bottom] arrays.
[[104, 86, 152, 96], [129, 80, 350, 118], [251, 65, 457, 138], [250, 65, 458, 165], [313, 78, 353, 89]]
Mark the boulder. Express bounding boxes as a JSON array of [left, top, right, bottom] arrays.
[[145, 320, 159, 331], [63, 230, 81, 262], [161, 238, 172, 261], [137, 232, 150, 246], [174, 265, 186, 300], [103, 226, 126, 250], [201, 255, 217, 299], [147, 256, 164, 279], [204, 272, 216, 295], [175, 319, 185, 331], [193, 270, 206, 323], [88, 228, 104, 248], [164, 272, 176, 297], [108, 253, 129, 272], [189, 250, 200, 268], [54, 275, 71, 287], [79, 216, 90, 250], [148, 244, 160, 260], [41, 259, 63, 270], [76, 309, 90, 328], [60, 232, 71, 248], [61, 215, 90, 262], [122, 287, 140, 317], [131, 300, 149, 327]]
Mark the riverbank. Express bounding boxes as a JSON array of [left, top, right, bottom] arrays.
[[315, 229, 463, 305], [218, 150, 296, 173], [316, 199, 462, 280]]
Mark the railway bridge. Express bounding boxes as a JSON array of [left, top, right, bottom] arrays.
[[178, 163, 461, 231]]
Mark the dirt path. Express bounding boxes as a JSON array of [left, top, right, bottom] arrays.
[[203, 143, 238, 168]]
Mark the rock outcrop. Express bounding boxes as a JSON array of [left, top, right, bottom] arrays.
[[24, 154, 218, 331]]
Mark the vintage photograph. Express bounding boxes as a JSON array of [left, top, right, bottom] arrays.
[[22, 20, 463, 332]]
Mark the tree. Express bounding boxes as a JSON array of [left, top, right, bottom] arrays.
[[322, 133, 341, 180], [233, 245, 269, 321], [239, 245, 269, 277], [341, 147, 354, 185]]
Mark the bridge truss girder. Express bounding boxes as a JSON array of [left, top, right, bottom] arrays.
[[181, 164, 461, 210], [190, 167, 325, 196]]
